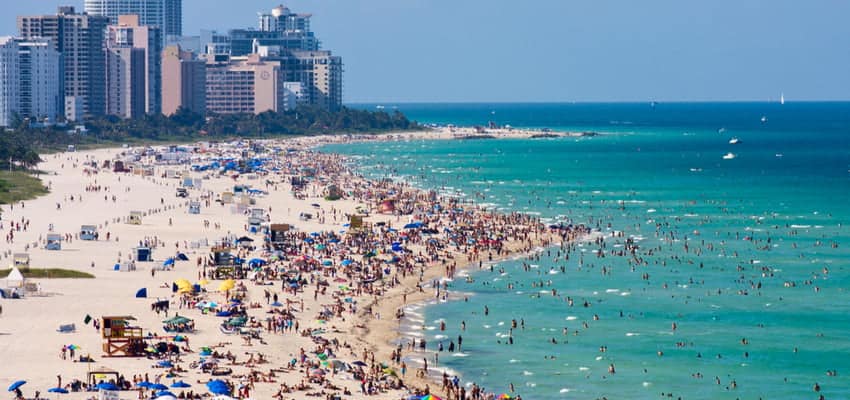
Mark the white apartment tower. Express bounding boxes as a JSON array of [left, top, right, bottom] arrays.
[[85, 0, 182, 37], [0, 37, 20, 127], [17, 39, 62, 123]]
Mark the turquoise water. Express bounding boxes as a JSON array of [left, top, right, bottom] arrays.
[[326, 103, 850, 399]]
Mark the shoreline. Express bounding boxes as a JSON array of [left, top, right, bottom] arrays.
[[0, 127, 594, 400], [309, 130, 600, 398]]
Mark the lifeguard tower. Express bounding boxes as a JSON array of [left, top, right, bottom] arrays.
[[13, 253, 30, 268], [45, 234, 62, 250], [349, 215, 370, 232], [188, 201, 201, 214], [269, 224, 290, 245], [128, 211, 143, 225], [80, 225, 98, 240], [101, 316, 146, 357]]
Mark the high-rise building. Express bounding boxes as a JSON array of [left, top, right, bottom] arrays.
[[259, 45, 343, 111], [107, 15, 162, 115], [228, 5, 318, 57], [18, 6, 109, 118], [105, 46, 146, 119], [205, 54, 296, 115], [84, 0, 181, 38], [16, 39, 63, 123], [0, 37, 20, 127], [162, 45, 206, 116]]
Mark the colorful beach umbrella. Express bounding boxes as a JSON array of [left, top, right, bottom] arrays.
[[218, 279, 235, 292], [7, 381, 26, 392], [498, 395, 513, 400], [418, 395, 443, 400]]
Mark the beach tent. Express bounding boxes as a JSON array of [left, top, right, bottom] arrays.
[[12, 253, 29, 268], [135, 247, 153, 262], [135, 288, 147, 298], [128, 211, 143, 225], [45, 234, 63, 250], [4, 267, 25, 288], [80, 225, 98, 240]]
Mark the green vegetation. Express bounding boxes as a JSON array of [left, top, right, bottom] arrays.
[[75, 106, 419, 145], [0, 170, 49, 205], [0, 268, 95, 279], [0, 106, 420, 205]]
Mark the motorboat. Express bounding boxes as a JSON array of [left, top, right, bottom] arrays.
[[723, 153, 736, 160]]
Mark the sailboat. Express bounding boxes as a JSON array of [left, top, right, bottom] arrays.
[[780, 93, 785, 105]]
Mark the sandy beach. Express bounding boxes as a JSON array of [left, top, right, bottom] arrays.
[[0, 129, 591, 400]]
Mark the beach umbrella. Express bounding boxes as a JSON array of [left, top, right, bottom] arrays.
[[174, 279, 192, 289], [340, 259, 352, 266], [47, 387, 68, 394], [135, 381, 152, 388], [149, 383, 169, 390], [418, 395, 443, 400], [135, 288, 147, 298], [7, 381, 26, 391], [199, 279, 210, 286], [155, 396, 178, 400], [351, 360, 368, 367], [95, 383, 120, 391], [176, 253, 189, 261], [270, 301, 283, 307], [155, 391, 177, 397], [206, 380, 230, 395], [163, 258, 175, 266], [218, 279, 235, 292], [497, 394, 513, 400]]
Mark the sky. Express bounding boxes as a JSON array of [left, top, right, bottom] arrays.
[[3, 0, 849, 103]]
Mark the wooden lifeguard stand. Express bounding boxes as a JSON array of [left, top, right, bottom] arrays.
[[101, 316, 146, 357]]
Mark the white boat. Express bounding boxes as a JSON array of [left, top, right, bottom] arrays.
[[761, 116, 768, 123], [723, 153, 736, 160], [729, 137, 740, 144], [780, 93, 785, 105]]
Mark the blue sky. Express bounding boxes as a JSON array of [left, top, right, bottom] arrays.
[[4, 0, 849, 102]]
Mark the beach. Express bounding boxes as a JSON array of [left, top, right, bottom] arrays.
[[0, 129, 582, 400]]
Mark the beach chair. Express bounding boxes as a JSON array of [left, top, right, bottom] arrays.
[[57, 323, 76, 333]]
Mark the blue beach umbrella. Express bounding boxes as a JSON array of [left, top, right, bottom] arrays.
[[171, 381, 191, 388], [135, 381, 152, 388], [149, 382, 169, 390], [48, 387, 68, 394], [8, 381, 26, 391], [155, 390, 177, 397], [206, 379, 230, 395], [340, 259, 352, 266], [271, 301, 283, 307], [163, 258, 175, 266], [156, 360, 173, 368]]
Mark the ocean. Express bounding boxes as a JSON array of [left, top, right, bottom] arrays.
[[323, 102, 850, 399]]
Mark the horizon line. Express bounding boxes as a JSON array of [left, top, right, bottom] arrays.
[[346, 99, 850, 105]]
